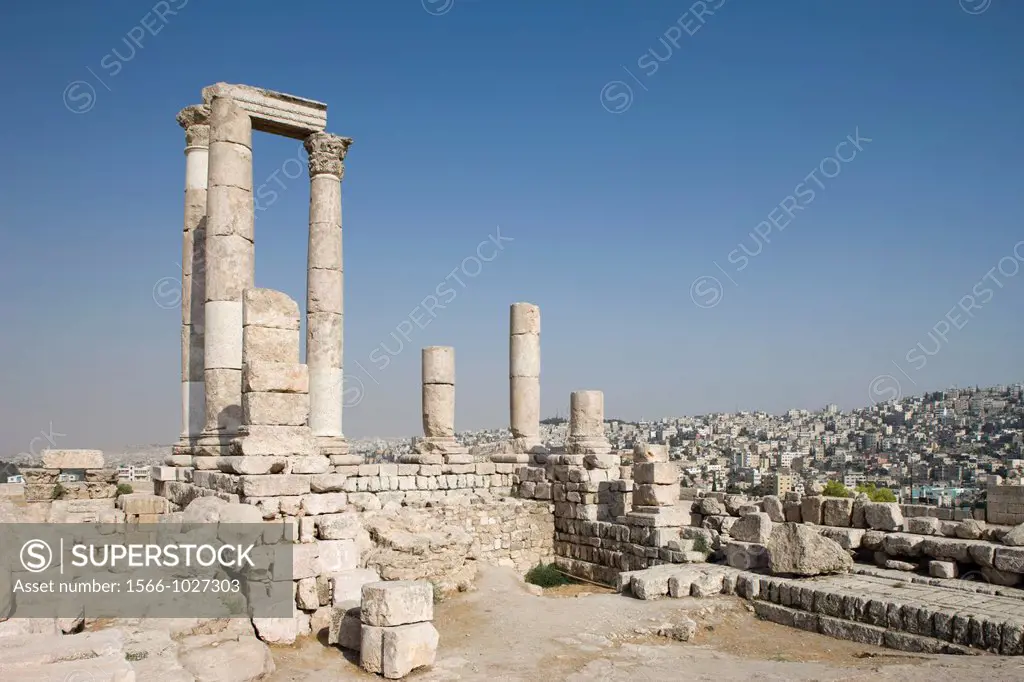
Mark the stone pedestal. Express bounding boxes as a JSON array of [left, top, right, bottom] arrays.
[[303, 132, 353, 459], [413, 346, 469, 464], [197, 95, 254, 457], [176, 105, 210, 455]]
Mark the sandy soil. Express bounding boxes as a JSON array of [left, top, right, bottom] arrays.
[[267, 564, 1024, 681]]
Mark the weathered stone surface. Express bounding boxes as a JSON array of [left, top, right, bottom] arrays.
[[633, 463, 677, 485], [332, 568, 382, 606], [766, 523, 853, 576], [361, 624, 386, 674], [240, 474, 310, 497], [218, 455, 288, 475], [1001, 522, 1024, 546], [633, 483, 678, 507], [883, 533, 925, 557], [361, 581, 433, 627], [41, 449, 104, 469], [730, 512, 773, 544], [994, 546, 1024, 573], [632, 442, 668, 463], [907, 516, 941, 535], [329, 605, 363, 649], [242, 392, 310, 426], [723, 494, 749, 516], [929, 560, 958, 578], [822, 497, 854, 527], [762, 495, 785, 522], [243, 360, 308, 393], [863, 502, 904, 531], [242, 288, 300, 330], [382, 621, 439, 679], [818, 527, 865, 550], [697, 497, 726, 516], [800, 496, 824, 525], [955, 519, 986, 540], [851, 494, 869, 528], [722, 540, 769, 570]]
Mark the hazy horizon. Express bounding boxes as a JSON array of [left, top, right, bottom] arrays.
[[2, 1, 1022, 454]]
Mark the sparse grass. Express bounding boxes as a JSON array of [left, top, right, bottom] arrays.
[[116, 483, 134, 496], [692, 535, 710, 554], [431, 582, 446, 604], [52, 483, 67, 500], [525, 562, 576, 588]]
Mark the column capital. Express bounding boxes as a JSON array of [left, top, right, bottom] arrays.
[[304, 132, 353, 179], [177, 104, 211, 148]]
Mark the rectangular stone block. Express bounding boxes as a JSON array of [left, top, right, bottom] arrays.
[[319, 539, 359, 573], [117, 493, 169, 516], [42, 449, 104, 469], [332, 568, 382, 606], [360, 581, 433, 627], [240, 474, 310, 497], [632, 463, 677, 485], [382, 622, 439, 679], [218, 456, 288, 475], [360, 624, 385, 674], [301, 492, 348, 515], [633, 484, 678, 507], [231, 425, 314, 457], [243, 325, 300, 364], [243, 360, 308, 393], [242, 392, 310, 426], [289, 455, 330, 474]]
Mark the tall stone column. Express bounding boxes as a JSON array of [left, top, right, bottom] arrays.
[[303, 132, 353, 461], [406, 346, 471, 465], [174, 104, 209, 454], [197, 96, 254, 458], [510, 302, 542, 457]]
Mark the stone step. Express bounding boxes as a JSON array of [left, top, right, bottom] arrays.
[[620, 563, 1024, 655]]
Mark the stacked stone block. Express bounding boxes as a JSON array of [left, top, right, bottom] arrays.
[[505, 302, 543, 462], [359, 581, 439, 679], [22, 450, 117, 502], [227, 288, 317, 480]]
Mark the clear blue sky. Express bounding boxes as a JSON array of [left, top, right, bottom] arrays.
[[1, 0, 1022, 452]]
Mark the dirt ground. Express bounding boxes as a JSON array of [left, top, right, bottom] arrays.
[[267, 564, 1024, 681]]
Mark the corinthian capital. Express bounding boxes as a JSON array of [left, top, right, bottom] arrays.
[[176, 104, 211, 148], [304, 132, 353, 179]]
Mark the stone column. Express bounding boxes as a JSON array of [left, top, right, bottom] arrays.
[[510, 302, 542, 456], [197, 96, 254, 458], [566, 390, 616, 468], [174, 104, 210, 454], [408, 346, 470, 464], [303, 132, 353, 461]]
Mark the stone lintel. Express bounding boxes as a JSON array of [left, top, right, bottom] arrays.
[[202, 82, 327, 140]]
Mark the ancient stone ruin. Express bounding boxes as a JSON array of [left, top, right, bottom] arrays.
[[5, 82, 1024, 679]]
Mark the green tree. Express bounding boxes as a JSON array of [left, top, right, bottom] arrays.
[[855, 483, 897, 502], [822, 480, 850, 498]]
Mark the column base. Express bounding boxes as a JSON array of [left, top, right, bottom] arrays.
[[565, 437, 612, 455], [192, 432, 236, 459], [316, 435, 362, 465], [414, 437, 471, 464]]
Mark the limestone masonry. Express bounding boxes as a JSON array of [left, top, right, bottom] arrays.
[[7, 82, 1024, 680]]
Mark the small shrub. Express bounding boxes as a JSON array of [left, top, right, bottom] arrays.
[[822, 480, 850, 498], [116, 483, 134, 497], [525, 562, 575, 588], [692, 535, 710, 554], [855, 483, 897, 503], [52, 483, 67, 500]]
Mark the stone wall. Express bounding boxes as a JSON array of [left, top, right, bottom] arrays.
[[987, 484, 1024, 525]]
